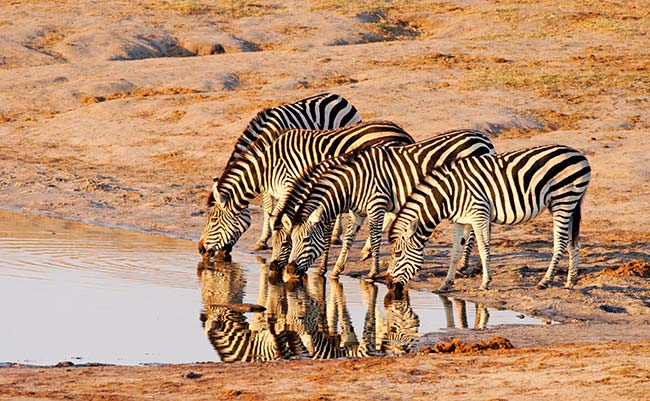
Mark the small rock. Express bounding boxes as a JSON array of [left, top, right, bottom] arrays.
[[186, 371, 202, 379], [599, 304, 626, 313], [55, 361, 75, 367]]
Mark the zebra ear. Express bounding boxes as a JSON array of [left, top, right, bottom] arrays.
[[281, 214, 293, 231], [404, 219, 419, 238], [212, 176, 219, 183], [307, 208, 322, 224], [213, 191, 226, 207]]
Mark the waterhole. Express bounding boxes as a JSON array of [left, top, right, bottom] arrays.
[[0, 209, 546, 366]]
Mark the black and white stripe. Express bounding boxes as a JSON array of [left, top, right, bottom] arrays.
[[201, 93, 362, 255], [199, 121, 415, 259], [276, 130, 495, 279], [387, 145, 591, 292]]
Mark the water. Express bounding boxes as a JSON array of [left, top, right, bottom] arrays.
[[0, 209, 545, 366]]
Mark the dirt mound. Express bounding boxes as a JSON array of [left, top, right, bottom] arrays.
[[421, 337, 514, 354], [601, 260, 650, 278]]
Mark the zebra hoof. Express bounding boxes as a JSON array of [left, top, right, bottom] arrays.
[[331, 238, 343, 246], [564, 282, 575, 289], [359, 248, 371, 261], [537, 279, 551, 289], [329, 272, 341, 280], [253, 242, 269, 251], [438, 281, 453, 292], [479, 283, 490, 291]]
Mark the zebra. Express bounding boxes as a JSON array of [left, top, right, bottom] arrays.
[[203, 93, 362, 255], [199, 121, 415, 261], [275, 129, 496, 280], [386, 144, 591, 293]]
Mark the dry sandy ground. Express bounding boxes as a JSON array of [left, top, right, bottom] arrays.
[[1, 0, 649, 399]]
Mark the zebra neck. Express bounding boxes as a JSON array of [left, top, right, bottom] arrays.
[[308, 173, 355, 225], [392, 173, 450, 243], [217, 151, 269, 210]]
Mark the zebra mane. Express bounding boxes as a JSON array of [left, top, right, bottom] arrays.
[[206, 190, 216, 207], [388, 192, 429, 245], [218, 92, 343, 183], [273, 148, 369, 229], [216, 107, 278, 190]]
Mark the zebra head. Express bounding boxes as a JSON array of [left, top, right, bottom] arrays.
[[269, 223, 292, 272], [386, 219, 425, 296], [198, 184, 251, 259], [284, 213, 326, 277]]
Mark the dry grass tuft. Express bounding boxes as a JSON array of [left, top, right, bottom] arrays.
[[152, 0, 277, 18], [368, 51, 489, 70], [80, 87, 200, 105], [461, 50, 650, 101]]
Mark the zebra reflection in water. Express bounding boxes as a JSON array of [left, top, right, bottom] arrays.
[[197, 258, 423, 362], [438, 294, 490, 329]]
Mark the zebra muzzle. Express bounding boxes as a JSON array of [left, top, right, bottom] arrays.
[[199, 245, 215, 260], [285, 261, 304, 278], [269, 259, 285, 272], [385, 274, 405, 298]]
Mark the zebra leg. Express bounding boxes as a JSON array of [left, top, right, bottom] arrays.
[[458, 228, 476, 276], [317, 221, 336, 276], [360, 212, 395, 262], [472, 219, 492, 290], [538, 211, 570, 289], [254, 192, 274, 251], [331, 215, 344, 246], [439, 223, 470, 291], [331, 213, 365, 279], [365, 210, 386, 281], [566, 202, 583, 289], [566, 237, 580, 289]]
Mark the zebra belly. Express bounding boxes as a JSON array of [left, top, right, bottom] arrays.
[[491, 202, 547, 225], [451, 200, 546, 226]]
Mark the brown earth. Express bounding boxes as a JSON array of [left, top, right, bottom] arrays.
[[1, 0, 649, 400]]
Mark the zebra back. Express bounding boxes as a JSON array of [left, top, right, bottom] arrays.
[[291, 129, 496, 226], [389, 144, 591, 244], [216, 120, 414, 209], [219, 93, 361, 182], [273, 147, 370, 231]]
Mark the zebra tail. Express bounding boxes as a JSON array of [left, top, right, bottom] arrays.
[[570, 197, 583, 248]]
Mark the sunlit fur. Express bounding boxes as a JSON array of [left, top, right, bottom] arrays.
[[199, 93, 362, 256], [387, 145, 591, 291], [200, 121, 414, 257], [278, 130, 495, 278]]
